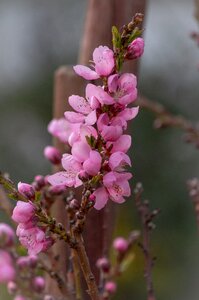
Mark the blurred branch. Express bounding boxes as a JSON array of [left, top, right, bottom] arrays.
[[187, 178, 199, 231], [0, 186, 13, 217], [134, 183, 160, 300], [137, 95, 199, 148], [195, 0, 199, 22]]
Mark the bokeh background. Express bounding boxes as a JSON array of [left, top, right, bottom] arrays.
[[0, 0, 199, 299]]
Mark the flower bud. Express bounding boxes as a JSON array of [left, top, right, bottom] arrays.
[[32, 276, 45, 292], [105, 281, 117, 294], [0, 223, 15, 247], [89, 194, 96, 202], [44, 296, 55, 300], [34, 175, 46, 190], [113, 237, 128, 253], [18, 182, 35, 200], [48, 185, 67, 195], [44, 146, 62, 165], [126, 37, 144, 59], [7, 281, 17, 294], [14, 296, 26, 300], [96, 257, 110, 273], [12, 201, 35, 224]]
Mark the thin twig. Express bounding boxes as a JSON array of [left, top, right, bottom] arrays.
[[136, 95, 199, 148], [134, 183, 159, 300]]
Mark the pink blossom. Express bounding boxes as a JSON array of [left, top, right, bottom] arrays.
[[113, 237, 128, 252], [18, 182, 35, 200], [74, 45, 115, 80], [0, 250, 16, 283], [48, 154, 82, 187], [108, 73, 137, 105], [93, 46, 115, 76], [17, 226, 52, 256], [71, 141, 90, 163], [126, 37, 144, 59], [83, 151, 102, 176], [103, 172, 132, 203], [12, 201, 35, 224], [0, 223, 15, 247], [96, 257, 110, 273], [44, 146, 62, 165]]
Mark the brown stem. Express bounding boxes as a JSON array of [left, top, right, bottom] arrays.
[[134, 183, 158, 300], [75, 233, 100, 300]]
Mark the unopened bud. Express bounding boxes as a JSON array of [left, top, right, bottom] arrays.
[[105, 281, 117, 294], [126, 37, 144, 60], [0, 223, 15, 247], [113, 237, 128, 253], [96, 257, 110, 273], [7, 281, 17, 295], [14, 296, 26, 300], [44, 146, 62, 165], [18, 182, 35, 200], [34, 175, 46, 190], [32, 276, 45, 292]]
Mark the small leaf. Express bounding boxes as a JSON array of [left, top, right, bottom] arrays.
[[112, 25, 121, 49], [120, 253, 135, 272], [127, 28, 143, 44], [35, 191, 41, 202]]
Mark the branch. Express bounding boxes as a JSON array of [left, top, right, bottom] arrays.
[[134, 183, 159, 300], [187, 178, 199, 231], [136, 95, 199, 148]]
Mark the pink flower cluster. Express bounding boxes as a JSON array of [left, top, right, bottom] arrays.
[[48, 41, 143, 209], [12, 198, 52, 255]]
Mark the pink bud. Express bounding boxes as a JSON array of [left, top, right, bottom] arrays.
[[18, 182, 35, 200], [105, 281, 117, 294], [49, 185, 67, 195], [113, 237, 128, 253], [89, 194, 96, 202], [14, 296, 26, 300], [7, 281, 17, 294], [0, 223, 15, 247], [12, 201, 35, 224], [44, 296, 55, 300], [32, 276, 45, 292], [126, 37, 144, 59], [96, 257, 110, 273], [44, 146, 62, 165], [34, 175, 46, 190]]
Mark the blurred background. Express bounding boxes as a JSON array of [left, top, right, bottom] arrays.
[[0, 0, 199, 299]]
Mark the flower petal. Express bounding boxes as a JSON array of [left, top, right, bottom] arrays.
[[93, 187, 109, 210], [73, 65, 99, 80], [69, 95, 92, 114]]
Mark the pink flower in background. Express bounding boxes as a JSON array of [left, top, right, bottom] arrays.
[[0, 223, 15, 247], [17, 226, 52, 256], [74, 45, 115, 80], [0, 250, 15, 283], [44, 146, 62, 165], [48, 118, 77, 144]]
